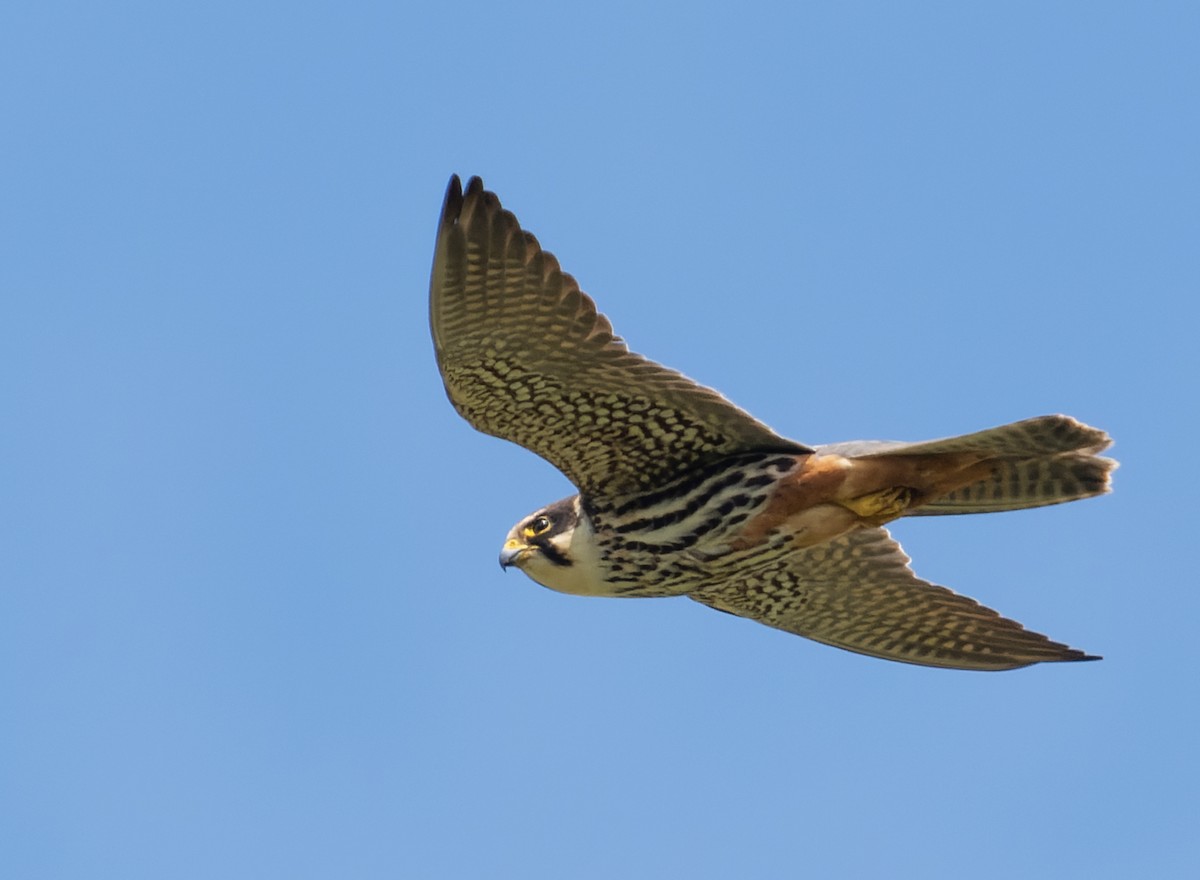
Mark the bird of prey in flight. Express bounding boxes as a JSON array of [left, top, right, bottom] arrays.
[[429, 175, 1114, 671]]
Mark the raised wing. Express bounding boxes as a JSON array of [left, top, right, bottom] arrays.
[[430, 175, 807, 498], [691, 527, 1098, 670]]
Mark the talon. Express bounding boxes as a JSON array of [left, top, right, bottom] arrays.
[[841, 487, 917, 524]]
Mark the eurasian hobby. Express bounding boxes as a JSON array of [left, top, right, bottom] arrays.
[[430, 175, 1114, 671]]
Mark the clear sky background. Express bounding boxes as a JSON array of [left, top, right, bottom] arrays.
[[3, 2, 1197, 877]]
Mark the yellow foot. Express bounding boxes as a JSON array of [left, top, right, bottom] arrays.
[[841, 486, 917, 524]]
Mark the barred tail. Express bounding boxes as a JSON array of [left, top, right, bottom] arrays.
[[816, 415, 1116, 516]]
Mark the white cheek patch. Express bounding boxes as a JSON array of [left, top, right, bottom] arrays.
[[519, 503, 613, 597]]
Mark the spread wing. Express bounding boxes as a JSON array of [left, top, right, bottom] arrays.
[[691, 527, 1098, 671], [430, 175, 808, 498]]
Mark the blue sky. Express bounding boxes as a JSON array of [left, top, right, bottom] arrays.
[[3, 2, 1197, 877]]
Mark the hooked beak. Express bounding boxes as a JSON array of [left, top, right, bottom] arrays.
[[499, 539, 530, 571]]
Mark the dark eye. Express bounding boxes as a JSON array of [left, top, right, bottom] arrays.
[[530, 515, 551, 535]]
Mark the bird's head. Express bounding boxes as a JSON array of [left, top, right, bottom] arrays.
[[498, 495, 607, 596]]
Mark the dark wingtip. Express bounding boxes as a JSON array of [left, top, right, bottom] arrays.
[[440, 174, 464, 229]]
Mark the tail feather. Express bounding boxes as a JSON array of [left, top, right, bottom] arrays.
[[908, 450, 1115, 515], [879, 415, 1111, 459], [816, 416, 1116, 516]]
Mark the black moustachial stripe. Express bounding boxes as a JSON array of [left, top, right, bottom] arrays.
[[534, 538, 573, 567]]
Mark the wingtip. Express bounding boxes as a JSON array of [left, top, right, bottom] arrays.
[[443, 175, 496, 233], [440, 174, 465, 229], [1051, 648, 1101, 664]]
